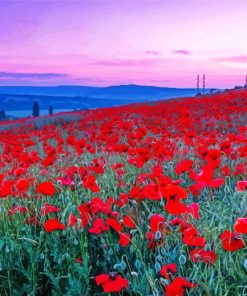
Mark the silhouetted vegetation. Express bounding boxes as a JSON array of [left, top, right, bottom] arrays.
[[0, 110, 6, 120], [49, 105, 53, 115], [32, 101, 40, 117]]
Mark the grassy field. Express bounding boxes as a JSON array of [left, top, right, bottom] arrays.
[[0, 89, 246, 296]]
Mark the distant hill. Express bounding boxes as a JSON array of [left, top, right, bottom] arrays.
[[0, 84, 199, 99], [0, 84, 213, 118]]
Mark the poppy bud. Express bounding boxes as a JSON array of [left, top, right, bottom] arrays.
[[5, 246, 9, 253], [224, 186, 230, 193], [155, 262, 161, 272], [244, 259, 247, 271], [179, 254, 186, 265], [155, 231, 162, 240], [131, 271, 138, 277], [40, 253, 45, 260], [120, 260, 127, 271], [113, 263, 120, 270], [135, 259, 142, 270], [160, 277, 169, 286]]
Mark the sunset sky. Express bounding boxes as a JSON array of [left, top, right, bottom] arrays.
[[0, 0, 247, 88]]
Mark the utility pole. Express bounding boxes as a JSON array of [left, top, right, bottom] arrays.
[[202, 74, 205, 94], [245, 74, 247, 87], [197, 74, 200, 95]]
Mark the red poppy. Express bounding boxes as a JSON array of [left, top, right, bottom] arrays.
[[95, 273, 128, 293], [106, 217, 123, 232], [165, 201, 189, 216], [236, 180, 247, 192], [44, 218, 66, 233], [149, 214, 166, 232], [182, 227, 206, 247], [15, 178, 29, 192], [0, 180, 14, 198], [162, 184, 187, 202], [160, 263, 177, 279], [75, 257, 83, 265], [68, 213, 77, 227], [187, 203, 200, 219], [123, 215, 135, 229], [233, 218, 247, 234], [190, 248, 217, 264], [25, 216, 40, 225], [83, 175, 99, 192], [77, 203, 91, 228], [36, 181, 56, 197], [165, 277, 197, 296], [118, 232, 131, 247], [40, 203, 60, 215], [219, 230, 245, 251], [88, 218, 109, 234], [175, 159, 193, 175], [8, 206, 28, 216]]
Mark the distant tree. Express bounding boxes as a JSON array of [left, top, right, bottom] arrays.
[[32, 101, 40, 117], [49, 105, 53, 115], [0, 110, 6, 120]]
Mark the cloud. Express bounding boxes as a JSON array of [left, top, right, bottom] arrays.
[[144, 50, 161, 56], [0, 72, 69, 79], [149, 79, 172, 83], [90, 59, 158, 67], [173, 50, 191, 55], [211, 55, 247, 63]]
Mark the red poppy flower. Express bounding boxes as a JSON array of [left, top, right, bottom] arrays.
[[57, 176, 75, 187], [190, 248, 217, 264], [123, 215, 135, 229], [207, 178, 224, 188], [149, 214, 166, 232], [95, 273, 128, 293], [8, 206, 28, 216], [40, 203, 60, 215], [165, 201, 189, 216], [160, 263, 177, 279], [36, 181, 56, 197], [219, 230, 245, 251], [236, 180, 247, 192], [25, 216, 40, 225], [83, 175, 99, 192], [77, 203, 91, 228], [88, 218, 109, 234], [165, 277, 197, 296], [118, 232, 131, 247], [106, 217, 123, 232], [0, 180, 14, 198], [15, 178, 29, 192], [162, 184, 187, 202], [187, 203, 200, 219], [68, 213, 77, 227], [175, 159, 193, 175], [75, 257, 83, 265], [182, 227, 206, 247], [44, 218, 66, 233], [234, 217, 247, 234]]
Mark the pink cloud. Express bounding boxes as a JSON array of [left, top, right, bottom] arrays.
[[144, 50, 161, 56], [90, 59, 158, 67], [211, 55, 247, 63], [173, 50, 191, 55]]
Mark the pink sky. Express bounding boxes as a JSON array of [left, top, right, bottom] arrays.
[[0, 0, 247, 88]]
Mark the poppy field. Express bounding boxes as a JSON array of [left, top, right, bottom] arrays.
[[0, 89, 246, 296]]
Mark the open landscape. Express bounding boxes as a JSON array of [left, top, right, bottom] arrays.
[[1, 1, 247, 295], [0, 89, 246, 295]]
